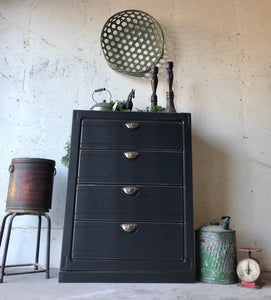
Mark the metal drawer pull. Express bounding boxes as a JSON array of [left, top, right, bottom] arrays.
[[122, 187, 138, 195], [123, 152, 139, 159], [125, 122, 140, 129], [121, 223, 137, 233]]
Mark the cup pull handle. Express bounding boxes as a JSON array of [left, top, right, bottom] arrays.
[[120, 223, 137, 233], [123, 152, 139, 159], [125, 122, 140, 129], [122, 187, 138, 195]]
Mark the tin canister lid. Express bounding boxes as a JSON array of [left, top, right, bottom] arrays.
[[11, 157, 55, 166], [199, 216, 235, 233], [210, 220, 220, 226], [200, 225, 235, 233]]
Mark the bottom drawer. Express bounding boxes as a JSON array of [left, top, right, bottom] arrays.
[[72, 221, 183, 261]]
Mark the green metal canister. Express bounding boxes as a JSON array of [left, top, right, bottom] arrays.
[[196, 217, 238, 284]]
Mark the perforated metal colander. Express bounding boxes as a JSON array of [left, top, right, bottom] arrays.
[[101, 10, 164, 77]]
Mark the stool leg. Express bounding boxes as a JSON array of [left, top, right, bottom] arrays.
[[0, 213, 17, 283], [34, 215, 42, 270], [0, 213, 13, 247], [43, 214, 51, 279]]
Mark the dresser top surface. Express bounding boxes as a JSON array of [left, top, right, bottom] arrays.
[[73, 110, 191, 123]]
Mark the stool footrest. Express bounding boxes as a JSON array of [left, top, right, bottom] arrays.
[[4, 263, 38, 268], [2, 263, 46, 276]]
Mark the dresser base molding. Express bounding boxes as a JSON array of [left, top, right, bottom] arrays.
[[59, 270, 195, 283]]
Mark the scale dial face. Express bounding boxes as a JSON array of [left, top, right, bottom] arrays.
[[237, 258, 261, 283]]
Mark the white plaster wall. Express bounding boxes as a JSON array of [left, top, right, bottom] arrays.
[[0, 0, 270, 270]]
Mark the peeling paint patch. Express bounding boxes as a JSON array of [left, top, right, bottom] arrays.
[[29, 59, 72, 79], [29, 59, 50, 77], [0, 72, 9, 80], [41, 37, 56, 48]]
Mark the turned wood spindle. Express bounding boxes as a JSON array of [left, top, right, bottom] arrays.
[[166, 61, 174, 94], [166, 61, 176, 113], [151, 66, 158, 109]]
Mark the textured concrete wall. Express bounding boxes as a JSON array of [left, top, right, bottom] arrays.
[[0, 0, 270, 270]]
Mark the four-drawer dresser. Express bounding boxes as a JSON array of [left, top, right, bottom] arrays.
[[59, 110, 194, 282]]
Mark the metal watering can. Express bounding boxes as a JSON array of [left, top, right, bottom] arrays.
[[196, 216, 238, 284]]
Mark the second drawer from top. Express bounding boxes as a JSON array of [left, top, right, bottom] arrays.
[[78, 149, 183, 185]]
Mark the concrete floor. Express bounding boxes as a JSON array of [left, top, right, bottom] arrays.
[[0, 269, 271, 300]]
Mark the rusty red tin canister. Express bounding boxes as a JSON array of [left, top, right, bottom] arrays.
[[6, 158, 56, 213]]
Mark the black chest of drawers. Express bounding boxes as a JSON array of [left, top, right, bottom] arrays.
[[59, 110, 194, 283]]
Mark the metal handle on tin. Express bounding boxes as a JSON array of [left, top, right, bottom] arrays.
[[123, 152, 139, 159], [122, 187, 138, 195], [8, 165, 14, 173], [125, 122, 140, 129], [121, 223, 137, 233], [54, 168, 57, 176]]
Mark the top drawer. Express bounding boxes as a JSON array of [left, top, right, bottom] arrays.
[[80, 119, 183, 150]]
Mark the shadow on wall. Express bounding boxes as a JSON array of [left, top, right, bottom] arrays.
[[156, 23, 179, 82], [192, 132, 230, 229], [50, 169, 68, 228]]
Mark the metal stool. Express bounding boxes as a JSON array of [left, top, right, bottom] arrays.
[[0, 211, 51, 283], [0, 158, 55, 283]]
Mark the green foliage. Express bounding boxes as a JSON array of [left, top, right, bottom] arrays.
[[111, 100, 130, 111], [61, 139, 71, 168], [136, 105, 165, 113], [110, 101, 165, 113]]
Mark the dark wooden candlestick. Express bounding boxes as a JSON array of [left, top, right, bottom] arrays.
[[151, 66, 158, 109], [167, 61, 173, 93], [166, 61, 176, 113]]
